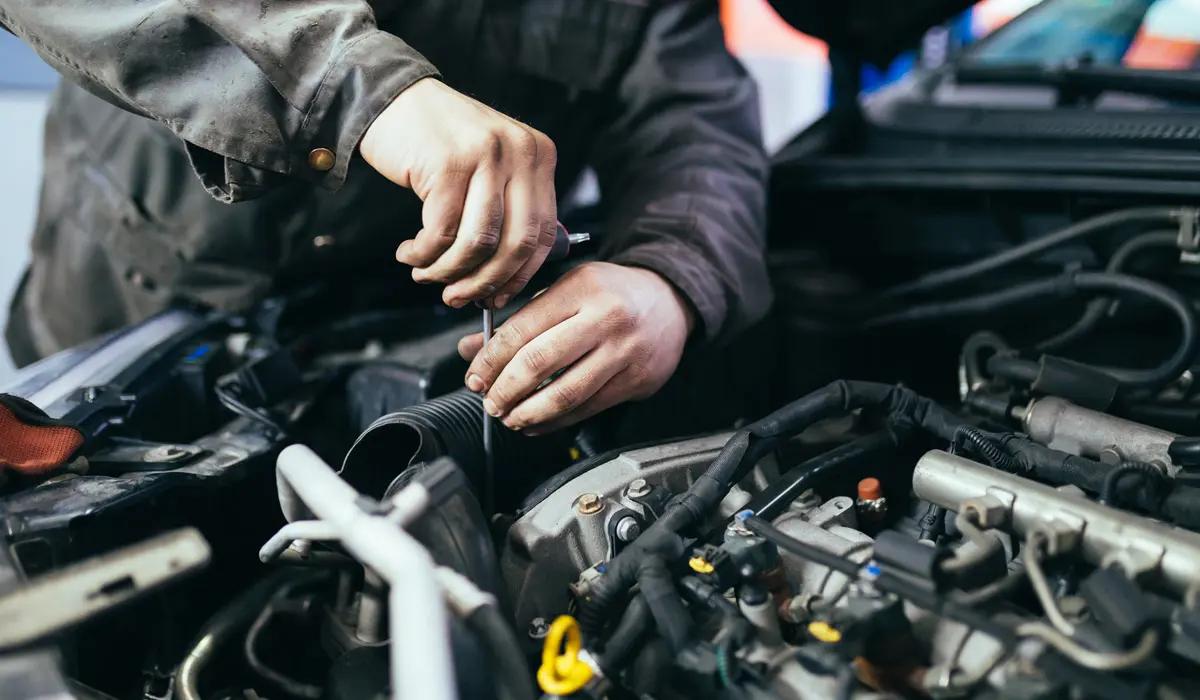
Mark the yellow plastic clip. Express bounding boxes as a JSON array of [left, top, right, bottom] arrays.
[[688, 557, 715, 574], [538, 615, 594, 696], [808, 620, 842, 643]]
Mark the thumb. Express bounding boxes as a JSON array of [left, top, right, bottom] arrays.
[[458, 332, 485, 361]]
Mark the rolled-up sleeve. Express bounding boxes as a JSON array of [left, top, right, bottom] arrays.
[[0, 2, 438, 202], [592, 0, 772, 346]]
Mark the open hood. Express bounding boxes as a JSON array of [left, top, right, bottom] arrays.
[[766, 0, 979, 66]]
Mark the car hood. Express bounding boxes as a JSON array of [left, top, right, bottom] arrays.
[[766, 0, 978, 66]]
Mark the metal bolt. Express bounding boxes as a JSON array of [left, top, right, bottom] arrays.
[[143, 445, 191, 463], [528, 617, 549, 640], [1099, 446, 1123, 465], [789, 489, 821, 512], [82, 387, 100, 403], [615, 516, 641, 542], [626, 479, 651, 499], [577, 493, 604, 515]]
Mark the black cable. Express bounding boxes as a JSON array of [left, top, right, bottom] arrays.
[[464, 604, 537, 700], [918, 503, 948, 542], [881, 207, 1183, 300], [745, 426, 906, 521], [744, 515, 862, 577], [952, 426, 1024, 474], [244, 586, 323, 699], [597, 595, 654, 674], [1038, 231, 1177, 352], [1099, 461, 1168, 508], [637, 556, 693, 653], [214, 382, 287, 437], [974, 272, 1198, 397], [864, 275, 1074, 329]]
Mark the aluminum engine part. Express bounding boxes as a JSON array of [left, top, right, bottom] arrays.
[[764, 495, 873, 610], [1020, 396, 1179, 472], [501, 433, 778, 632], [913, 449, 1200, 593]]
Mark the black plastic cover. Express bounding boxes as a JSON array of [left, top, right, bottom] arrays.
[[1079, 568, 1159, 647]]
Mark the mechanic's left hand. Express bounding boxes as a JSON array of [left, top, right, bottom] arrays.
[[458, 262, 695, 434]]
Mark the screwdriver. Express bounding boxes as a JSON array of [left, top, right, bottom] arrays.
[[480, 223, 589, 515]]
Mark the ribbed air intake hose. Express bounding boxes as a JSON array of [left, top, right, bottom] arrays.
[[341, 388, 553, 505]]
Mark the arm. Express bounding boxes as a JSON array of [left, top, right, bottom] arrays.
[[0, 1, 436, 203], [1, 2, 560, 306], [595, 0, 773, 344], [459, 1, 771, 432]]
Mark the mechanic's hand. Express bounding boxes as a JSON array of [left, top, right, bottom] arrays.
[[457, 262, 695, 434], [359, 77, 559, 309]]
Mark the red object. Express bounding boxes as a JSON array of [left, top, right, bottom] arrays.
[[0, 395, 84, 476], [857, 477, 883, 501]]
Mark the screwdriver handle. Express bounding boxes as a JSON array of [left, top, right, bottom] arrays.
[[547, 223, 590, 263]]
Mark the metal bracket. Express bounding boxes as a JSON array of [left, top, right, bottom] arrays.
[[0, 529, 210, 650], [1177, 208, 1200, 263]]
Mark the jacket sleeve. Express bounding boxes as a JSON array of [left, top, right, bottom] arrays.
[[592, 0, 772, 346], [0, 2, 438, 203]]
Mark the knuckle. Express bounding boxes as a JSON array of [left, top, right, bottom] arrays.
[[537, 134, 558, 168], [476, 133, 505, 166], [521, 345, 550, 375], [511, 129, 538, 164], [601, 300, 638, 334], [549, 383, 583, 412]]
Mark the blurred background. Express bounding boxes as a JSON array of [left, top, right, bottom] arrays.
[[0, 0, 1039, 382]]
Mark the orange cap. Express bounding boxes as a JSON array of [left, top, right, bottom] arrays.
[[857, 477, 882, 501]]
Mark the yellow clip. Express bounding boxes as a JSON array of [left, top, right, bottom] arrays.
[[569, 447, 582, 461], [808, 621, 842, 643], [538, 615, 594, 696], [688, 557, 715, 574]]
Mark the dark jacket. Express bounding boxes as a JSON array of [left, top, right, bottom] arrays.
[[1, 0, 772, 362]]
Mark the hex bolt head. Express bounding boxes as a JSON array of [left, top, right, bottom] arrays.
[[528, 617, 549, 640], [577, 493, 604, 515], [627, 479, 651, 499], [615, 516, 641, 542]]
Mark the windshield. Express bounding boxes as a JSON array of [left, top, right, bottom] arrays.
[[966, 0, 1200, 71]]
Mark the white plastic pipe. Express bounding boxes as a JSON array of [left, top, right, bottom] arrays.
[[276, 444, 457, 700]]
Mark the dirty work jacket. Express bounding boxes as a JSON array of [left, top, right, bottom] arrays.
[[0, 0, 772, 362]]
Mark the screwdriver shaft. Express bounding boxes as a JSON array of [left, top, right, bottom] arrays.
[[482, 306, 495, 516]]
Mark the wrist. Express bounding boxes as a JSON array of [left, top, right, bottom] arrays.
[[628, 265, 697, 339]]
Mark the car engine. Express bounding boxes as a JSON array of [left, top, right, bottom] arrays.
[[6, 205, 1200, 700]]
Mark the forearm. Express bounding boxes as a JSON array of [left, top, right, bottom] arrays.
[[593, 1, 772, 344], [0, 1, 437, 201]]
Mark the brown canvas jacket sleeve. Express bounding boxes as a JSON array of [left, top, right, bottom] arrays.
[[0, 2, 438, 202], [593, 0, 773, 346]]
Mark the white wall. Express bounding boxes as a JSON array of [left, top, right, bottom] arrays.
[[0, 92, 49, 383]]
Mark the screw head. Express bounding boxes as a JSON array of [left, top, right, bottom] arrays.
[[627, 479, 651, 499], [577, 493, 604, 515], [528, 617, 549, 640], [615, 516, 641, 542]]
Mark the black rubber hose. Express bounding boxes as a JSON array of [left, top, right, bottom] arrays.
[[1099, 462, 1167, 507], [864, 275, 1075, 329], [637, 557, 693, 653], [745, 426, 906, 521], [1169, 437, 1200, 467], [178, 570, 301, 700], [976, 272, 1199, 397], [881, 207, 1184, 300], [1038, 231, 1178, 352], [597, 595, 654, 674], [341, 388, 539, 500], [464, 604, 537, 700]]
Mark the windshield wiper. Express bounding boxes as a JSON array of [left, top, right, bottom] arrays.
[[951, 61, 1200, 103]]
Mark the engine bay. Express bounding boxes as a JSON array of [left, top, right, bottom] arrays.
[[6, 203, 1200, 700]]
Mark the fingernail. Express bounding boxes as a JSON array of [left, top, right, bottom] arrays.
[[523, 428, 542, 437], [494, 295, 510, 309], [447, 298, 466, 309], [466, 374, 485, 393], [483, 398, 502, 417]]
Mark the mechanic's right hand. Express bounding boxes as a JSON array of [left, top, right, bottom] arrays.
[[359, 77, 559, 309]]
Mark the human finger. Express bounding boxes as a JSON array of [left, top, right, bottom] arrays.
[[522, 377, 632, 435], [482, 314, 598, 418], [491, 134, 558, 308], [501, 353, 624, 431], [464, 293, 579, 392], [412, 168, 504, 292], [442, 172, 541, 306], [397, 171, 469, 267], [458, 332, 484, 361]]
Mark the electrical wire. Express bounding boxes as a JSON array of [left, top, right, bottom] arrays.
[[1098, 461, 1168, 508], [1016, 623, 1158, 671], [880, 207, 1184, 300], [244, 587, 323, 699], [1038, 230, 1178, 352], [214, 381, 287, 436], [1024, 534, 1076, 637]]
